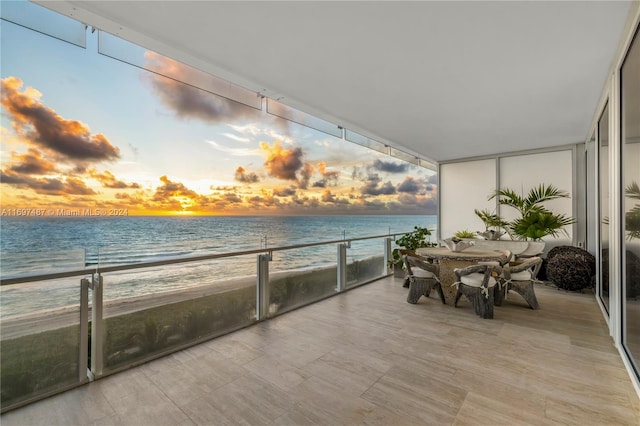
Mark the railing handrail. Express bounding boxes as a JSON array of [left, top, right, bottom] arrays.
[[0, 231, 412, 285]]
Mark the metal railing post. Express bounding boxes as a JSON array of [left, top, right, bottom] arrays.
[[337, 243, 348, 292], [89, 273, 104, 377], [384, 237, 393, 273], [256, 253, 271, 320], [79, 278, 89, 382]]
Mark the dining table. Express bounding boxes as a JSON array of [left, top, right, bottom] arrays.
[[415, 247, 508, 304]]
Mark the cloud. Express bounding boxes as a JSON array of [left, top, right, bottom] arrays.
[[260, 141, 304, 181], [351, 166, 366, 182], [153, 175, 199, 202], [145, 52, 261, 125], [0, 170, 96, 195], [247, 192, 282, 208], [298, 163, 314, 189], [234, 166, 260, 183], [397, 193, 438, 214], [89, 169, 141, 189], [8, 148, 56, 174], [355, 197, 387, 210], [317, 161, 339, 185], [273, 187, 297, 197], [1, 77, 120, 162], [114, 191, 147, 204], [321, 189, 349, 205], [361, 174, 396, 196], [206, 140, 260, 157], [228, 123, 293, 145], [372, 159, 408, 173], [397, 176, 423, 194], [222, 133, 250, 143], [128, 143, 139, 160], [322, 189, 336, 203], [211, 185, 239, 192], [222, 192, 243, 204]]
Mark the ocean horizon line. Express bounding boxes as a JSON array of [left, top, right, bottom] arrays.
[[1, 212, 437, 219]]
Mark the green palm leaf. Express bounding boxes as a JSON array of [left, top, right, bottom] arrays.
[[474, 208, 509, 228], [490, 188, 525, 214], [625, 181, 640, 239], [490, 183, 575, 241], [524, 184, 570, 207], [626, 181, 640, 201], [512, 211, 575, 241], [490, 184, 569, 217]]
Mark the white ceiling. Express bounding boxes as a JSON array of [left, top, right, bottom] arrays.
[[36, 1, 632, 163]]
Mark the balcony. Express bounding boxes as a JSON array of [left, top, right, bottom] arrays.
[[2, 275, 639, 425], [1, 1, 639, 421]]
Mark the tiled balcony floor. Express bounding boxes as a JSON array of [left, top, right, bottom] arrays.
[[2, 276, 639, 425]]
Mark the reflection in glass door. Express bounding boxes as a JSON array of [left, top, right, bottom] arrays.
[[598, 103, 610, 315], [621, 26, 640, 376]]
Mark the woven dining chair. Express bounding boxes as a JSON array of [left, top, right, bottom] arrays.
[[403, 255, 445, 305], [453, 263, 502, 319], [495, 256, 543, 309]]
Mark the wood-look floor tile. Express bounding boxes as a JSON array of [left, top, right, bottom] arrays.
[[453, 391, 551, 426], [261, 339, 332, 369], [275, 398, 413, 426], [302, 351, 384, 396], [244, 354, 311, 392], [544, 394, 640, 425], [451, 369, 547, 417], [522, 367, 634, 411], [90, 414, 124, 426], [198, 373, 297, 424], [0, 383, 116, 426], [2, 277, 639, 425], [383, 351, 458, 384], [176, 349, 248, 390], [146, 363, 216, 407], [180, 396, 242, 426], [204, 336, 265, 366], [286, 376, 383, 424], [97, 372, 193, 425], [361, 375, 460, 424]]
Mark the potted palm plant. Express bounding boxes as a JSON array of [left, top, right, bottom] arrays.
[[474, 208, 510, 240], [489, 184, 575, 241]]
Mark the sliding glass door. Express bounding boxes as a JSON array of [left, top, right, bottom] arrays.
[[599, 103, 610, 315], [621, 26, 640, 375]]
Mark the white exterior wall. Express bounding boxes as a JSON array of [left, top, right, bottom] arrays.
[[439, 148, 575, 253], [439, 159, 496, 240]]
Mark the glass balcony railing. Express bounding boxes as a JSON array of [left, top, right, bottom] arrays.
[[0, 231, 406, 413], [0, 276, 86, 410], [346, 237, 388, 289]]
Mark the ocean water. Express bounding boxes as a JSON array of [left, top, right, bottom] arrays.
[[0, 215, 437, 318]]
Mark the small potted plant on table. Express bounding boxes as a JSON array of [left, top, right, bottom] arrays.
[[389, 226, 436, 280]]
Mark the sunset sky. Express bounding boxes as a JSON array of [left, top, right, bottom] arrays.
[[0, 17, 437, 216]]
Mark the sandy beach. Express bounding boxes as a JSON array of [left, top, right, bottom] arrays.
[[0, 265, 345, 340], [0, 274, 258, 340]]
